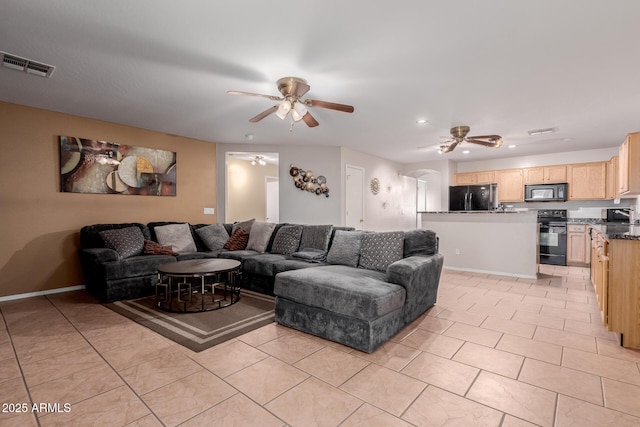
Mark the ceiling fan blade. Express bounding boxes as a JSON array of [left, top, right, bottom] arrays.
[[305, 99, 355, 113], [302, 111, 319, 127], [441, 140, 460, 153], [467, 135, 503, 148], [227, 91, 283, 101], [249, 105, 278, 123]]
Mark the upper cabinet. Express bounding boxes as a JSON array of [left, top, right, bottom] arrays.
[[496, 169, 524, 202], [606, 156, 619, 200], [454, 171, 495, 185], [523, 165, 567, 184], [568, 162, 607, 200], [619, 132, 640, 195]]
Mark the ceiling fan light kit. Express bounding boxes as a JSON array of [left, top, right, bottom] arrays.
[[438, 126, 503, 154], [228, 76, 354, 129]]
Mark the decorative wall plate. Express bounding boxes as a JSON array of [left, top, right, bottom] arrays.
[[370, 178, 380, 195]]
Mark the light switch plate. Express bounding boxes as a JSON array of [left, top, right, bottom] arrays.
[[203, 208, 215, 215]]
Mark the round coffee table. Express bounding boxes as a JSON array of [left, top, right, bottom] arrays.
[[155, 258, 241, 313]]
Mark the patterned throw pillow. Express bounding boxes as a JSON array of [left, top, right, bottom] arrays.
[[246, 221, 276, 253], [143, 240, 178, 256], [223, 228, 250, 251], [326, 230, 364, 267], [196, 224, 230, 251], [154, 223, 197, 254], [358, 231, 405, 272], [99, 226, 145, 259], [270, 225, 303, 254]]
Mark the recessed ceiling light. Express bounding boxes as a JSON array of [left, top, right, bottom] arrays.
[[462, 150, 470, 154], [508, 144, 516, 148], [416, 119, 428, 124], [562, 138, 573, 142], [245, 133, 254, 140], [528, 127, 556, 136]]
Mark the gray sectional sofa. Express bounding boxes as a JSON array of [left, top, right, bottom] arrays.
[[79, 220, 443, 352]]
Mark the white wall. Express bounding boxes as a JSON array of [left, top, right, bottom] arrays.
[[226, 157, 278, 222], [341, 148, 417, 231], [403, 159, 455, 213], [217, 143, 342, 225], [455, 147, 618, 173]]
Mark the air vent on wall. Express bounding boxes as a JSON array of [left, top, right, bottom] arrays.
[[0, 51, 55, 78]]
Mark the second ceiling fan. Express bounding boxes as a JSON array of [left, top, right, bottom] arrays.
[[228, 77, 354, 128], [439, 126, 503, 153]]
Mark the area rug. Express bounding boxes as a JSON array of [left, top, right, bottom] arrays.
[[105, 289, 275, 352]]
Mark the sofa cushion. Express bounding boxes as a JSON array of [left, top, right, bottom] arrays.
[[359, 231, 404, 272], [274, 265, 406, 321], [291, 249, 327, 262], [196, 224, 230, 251], [326, 230, 364, 267], [273, 259, 327, 274], [299, 225, 333, 251], [403, 229, 438, 256], [243, 253, 289, 276], [270, 225, 303, 254], [154, 223, 197, 254], [217, 249, 259, 262], [223, 228, 250, 251], [99, 226, 145, 259], [143, 239, 178, 256], [102, 254, 176, 281], [246, 221, 277, 253]]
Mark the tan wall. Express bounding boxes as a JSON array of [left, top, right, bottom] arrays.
[[0, 102, 217, 298], [226, 156, 278, 222]]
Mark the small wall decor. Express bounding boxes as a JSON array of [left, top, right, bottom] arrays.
[[59, 136, 176, 196], [370, 178, 380, 195], [289, 164, 329, 197]]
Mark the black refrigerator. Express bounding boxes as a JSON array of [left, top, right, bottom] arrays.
[[449, 184, 498, 211]]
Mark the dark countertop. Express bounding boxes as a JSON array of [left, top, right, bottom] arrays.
[[590, 223, 640, 240]]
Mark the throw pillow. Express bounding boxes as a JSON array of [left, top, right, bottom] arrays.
[[99, 226, 145, 259], [299, 224, 333, 251], [143, 239, 178, 256], [232, 218, 255, 235], [223, 228, 250, 251], [154, 223, 197, 254], [359, 231, 405, 272], [270, 225, 303, 254], [246, 221, 276, 253], [196, 224, 230, 251], [326, 230, 364, 267]]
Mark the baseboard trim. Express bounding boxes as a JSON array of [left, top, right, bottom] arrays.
[[0, 285, 86, 303], [443, 266, 538, 280]]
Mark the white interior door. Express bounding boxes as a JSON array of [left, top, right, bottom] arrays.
[[346, 165, 364, 229], [265, 176, 279, 223]]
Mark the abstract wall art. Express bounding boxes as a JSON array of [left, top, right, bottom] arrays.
[[59, 136, 176, 196]]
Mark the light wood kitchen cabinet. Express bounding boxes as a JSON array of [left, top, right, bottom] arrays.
[[524, 165, 567, 184], [591, 228, 640, 348], [567, 224, 590, 266], [454, 171, 496, 185], [454, 172, 477, 185], [475, 171, 495, 184], [618, 132, 640, 195], [568, 162, 607, 200], [590, 230, 609, 326], [495, 169, 524, 202], [606, 156, 619, 199]]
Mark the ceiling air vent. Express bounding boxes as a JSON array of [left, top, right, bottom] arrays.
[[0, 51, 55, 78]]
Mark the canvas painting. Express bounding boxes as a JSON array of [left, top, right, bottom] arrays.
[[59, 136, 176, 196]]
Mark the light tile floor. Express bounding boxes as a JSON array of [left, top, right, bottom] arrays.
[[2, 265, 640, 426]]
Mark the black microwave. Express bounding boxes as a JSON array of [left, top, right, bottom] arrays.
[[524, 183, 568, 202]]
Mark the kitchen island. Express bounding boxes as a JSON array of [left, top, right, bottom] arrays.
[[420, 211, 538, 278]]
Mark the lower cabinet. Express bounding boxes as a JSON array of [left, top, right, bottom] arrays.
[[567, 224, 590, 266], [591, 229, 640, 348]]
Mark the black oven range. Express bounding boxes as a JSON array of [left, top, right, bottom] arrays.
[[537, 209, 567, 266]]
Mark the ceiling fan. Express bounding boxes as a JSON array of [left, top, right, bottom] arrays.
[[227, 76, 354, 128], [439, 126, 503, 153]]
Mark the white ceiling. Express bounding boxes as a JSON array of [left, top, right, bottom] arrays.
[[2, 1, 639, 164]]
